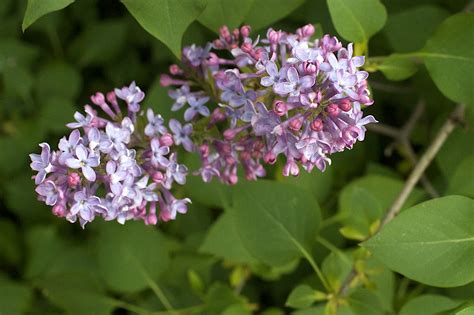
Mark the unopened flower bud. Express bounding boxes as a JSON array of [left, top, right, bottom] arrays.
[[146, 213, 157, 225], [200, 144, 209, 158], [240, 25, 251, 37], [283, 160, 299, 177], [303, 62, 317, 74], [339, 99, 352, 112], [52, 204, 66, 217], [227, 173, 238, 185], [273, 100, 288, 116], [241, 42, 253, 54], [232, 28, 239, 39], [160, 133, 174, 146], [169, 64, 182, 75], [91, 92, 105, 105], [208, 53, 220, 66], [213, 39, 225, 49], [211, 107, 226, 123], [298, 24, 315, 38], [327, 103, 340, 117], [310, 118, 324, 132], [264, 151, 276, 164], [67, 172, 81, 187], [224, 128, 237, 140], [152, 171, 164, 183], [160, 74, 172, 87], [289, 118, 303, 131], [219, 26, 231, 41], [268, 30, 280, 44]]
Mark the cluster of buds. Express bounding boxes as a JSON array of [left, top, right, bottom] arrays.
[[30, 82, 190, 228], [161, 24, 376, 184]]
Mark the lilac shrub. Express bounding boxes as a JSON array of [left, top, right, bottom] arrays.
[[30, 82, 190, 227], [161, 24, 376, 184]]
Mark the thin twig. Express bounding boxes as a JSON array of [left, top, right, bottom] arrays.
[[338, 104, 465, 297], [381, 104, 464, 226], [368, 100, 439, 198]]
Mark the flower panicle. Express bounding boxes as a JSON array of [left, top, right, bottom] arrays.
[[30, 82, 190, 228], [161, 24, 377, 184]]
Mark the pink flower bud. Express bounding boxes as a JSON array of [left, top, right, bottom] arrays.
[[240, 151, 251, 160], [224, 128, 237, 140], [52, 204, 66, 217], [169, 64, 182, 75], [160, 74, 172, 87], [310, 118, 324, 132], [159, 133, 174, 146], [289, 118, 303, 131], [299, 24, 315, 38], [91, 92, 105, 105], [152, 171, 164, 183], [219, 26, 231, 41], [211, 107, 226, 123], [283, 160, 299, 177], [241, 42, 253, 54], [273, 100, 288, 116], [227, 173, 238, 185], [200, 144, 209, 158], [327, 103, 340, 117], [232, 28, 239, 39], [303, 62, 317, 74], [146, 213, 157, 225], [207, 53, 220, 66], [240, 25, 251, 37], [213, 39, 225, 49], [264, 151, 276, 164], [67, 172, 81, 187], [339, 99, 352, 112], [268, 30, 281, 44], [106, 91, 117, 105]]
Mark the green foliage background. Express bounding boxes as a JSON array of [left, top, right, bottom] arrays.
[[0, 0, 473, 314]]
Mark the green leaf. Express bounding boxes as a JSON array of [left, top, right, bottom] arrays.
[[35, 272, 115, 315], [377, 54, 418, 81], [277, 165, 333, 204], [121, 0, 208, 58], [198, 0, 254, 33], [96, 221, 170, 292], [0, 278, 33, 315], [436, 128, 474, 178], [384, 4, 449, 53], [244, 0, 305, 32], [200, 212, 258, 264], [0, 219, 21, 266], [285, 285, 317, 309], [327, 0, 387, 43], [447, 154, 474, 198], [204, 283, 245, 315], [399, 294, 460, 315], [39, 98, 76, 133], [222, 304, 252, 315], [22, 0, 74, 31], [363, 196, 474, 287], [69, 20, 127, 66], [422, 13, 474, 106], [35, 61, 81, 102], [230, 180, 321, 266]]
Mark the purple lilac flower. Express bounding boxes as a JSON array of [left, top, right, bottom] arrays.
[[30, 83, 190, 228], [169, 119, 193, 152], [66, 145, 100, 181], [184, 95, 210, 121]]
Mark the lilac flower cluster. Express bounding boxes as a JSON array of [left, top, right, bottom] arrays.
[[30, 82, 190, 228], [161, 24, 376, 184]]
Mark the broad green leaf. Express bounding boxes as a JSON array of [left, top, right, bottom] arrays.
[[0, 219, 21, 266], [377, 54, 418, 81], [327, 0, 387, 43], [97, 221, 170, 292], [0, 278, 33, 315], [277, 165, 333, 204], [121, 0, 208, 58], [198, 0, 254, 33], [205, 283, 246, 315], [363, 196, 474, 287], [222, 304, 252, 315], [399, 294, 459, 315], [285, 285, 317, 309], [35, 272, 115, 315], [69, 20, 127, 66], [25, 226, 67, 279], [230, 180, 321, 266], [447, 154, 474, 198], [200, 212, 258, 264], [39, 98, 76, 133], [384, 4, 449, 53], [347, 288, 386, 315], [436, 128, 474, 177], [244, 0, 305, 32], [423, 13, 474, 106], [339, 175, 425, 240], [292, 305, 325, 315], [250, 258, 300, 281], [22, 0, 74, 31], [35, 61, 81, 102]]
